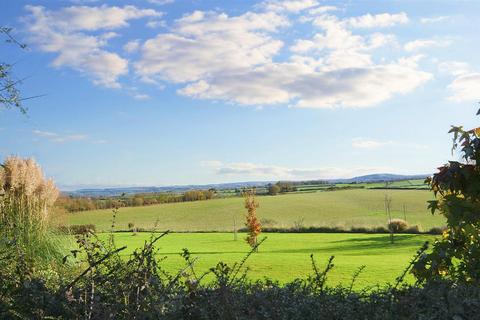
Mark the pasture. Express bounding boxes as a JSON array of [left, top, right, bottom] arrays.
[[104, 232, 435, 287], [68, 189, 444, 232]]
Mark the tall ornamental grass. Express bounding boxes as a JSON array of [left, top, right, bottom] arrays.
[[0, 156, 64, 262]]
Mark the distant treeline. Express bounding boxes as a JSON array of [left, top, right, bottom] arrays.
[[56, 189, 216, 213]]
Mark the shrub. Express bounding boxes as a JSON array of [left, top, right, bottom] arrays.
[[427, 226, 447, 235], [128, 222, 135, 230], [404, 224, 421, 234], [388, 219, 408, 233], [293, 217, 305, 230], [350, 226, 370, 233], [67, 224, 96, 235], [373, 226, 389, 233], [259, 218, 277, 227]]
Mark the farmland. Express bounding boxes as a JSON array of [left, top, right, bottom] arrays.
[[68, 188, 444, 232], [104, 232, 435, 287]]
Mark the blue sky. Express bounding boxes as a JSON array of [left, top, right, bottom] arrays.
[[1, 0, 479, 189]]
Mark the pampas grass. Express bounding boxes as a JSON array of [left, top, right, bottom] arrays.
[[0, 156, 66, 263]]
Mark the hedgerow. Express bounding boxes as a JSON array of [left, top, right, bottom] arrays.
[[1, 228, 479, 320]]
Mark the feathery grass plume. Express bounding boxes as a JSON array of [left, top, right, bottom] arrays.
[[0, 156, 64, 263]]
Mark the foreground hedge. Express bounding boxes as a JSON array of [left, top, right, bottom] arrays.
[[1, 232, 478, 319]]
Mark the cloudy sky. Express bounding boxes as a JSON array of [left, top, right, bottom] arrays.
[[1, 0, 479, 189]]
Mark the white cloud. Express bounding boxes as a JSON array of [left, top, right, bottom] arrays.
[[146, 20, 166, 28], [135, 11, 288, 83], [123, 39, 140, 53], [438, 60, 470, 76], [347, 12, 408, 28], [261, 0, 319, 13], [352, 138, 392, 149], [133, 93, 150, 100], [135, 8, 430, 108], [147, 0, 174, 5], [352, 137, 428, 150], [308, 6, 338, 15], [404, 38, 451, 52], [23, 5, 161, 88], [33, 130, 88, 143], [448, 73, 480, 102], [421, 16, 449, 24], [202, 160, 391, 180]]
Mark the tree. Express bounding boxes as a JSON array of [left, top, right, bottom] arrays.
[[268, 183, 280, 195], [412, 109, 480, 283], [244, 189, 261, 251], [1, 27, 27, 114]]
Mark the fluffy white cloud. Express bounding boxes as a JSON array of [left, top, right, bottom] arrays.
[[23, 5, 161, 88], [135, 11, 288, 83], [134, 8, 430, 108], [347, 12, 408, 28], [404, 38, 451, 52], [448, 73, 480, 102], [202, 160, 391, 180]]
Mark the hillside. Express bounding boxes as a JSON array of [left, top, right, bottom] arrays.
[[67, 189, 443, 232]]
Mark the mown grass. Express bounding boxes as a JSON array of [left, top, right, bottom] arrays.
[[69, 189, 443, 232], [103, 232, 435, 287]]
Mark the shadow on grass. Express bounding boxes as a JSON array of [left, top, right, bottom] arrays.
[[149, 235, 423, 256]]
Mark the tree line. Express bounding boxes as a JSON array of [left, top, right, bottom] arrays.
[[56, 189, 216, 213]]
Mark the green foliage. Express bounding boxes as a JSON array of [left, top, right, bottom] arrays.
[[1, 229, 479, 319], [58, 224, 96, 235], [413, 111, 480, 283]]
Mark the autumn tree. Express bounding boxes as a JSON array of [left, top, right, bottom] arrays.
[[412, 109, 480, 283], [244, 189, 261, 251]]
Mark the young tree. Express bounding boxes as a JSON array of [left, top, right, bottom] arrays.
[[412, 110, 480, 283], [244, 189, 261, 251]]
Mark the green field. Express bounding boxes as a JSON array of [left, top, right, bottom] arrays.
[[69, 189, 444, 232], [104, 232, 435, 287]]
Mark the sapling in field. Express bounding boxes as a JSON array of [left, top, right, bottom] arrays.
[[244, 189, 261, 251]]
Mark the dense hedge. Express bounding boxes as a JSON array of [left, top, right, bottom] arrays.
[[239, 225, 446, 235]]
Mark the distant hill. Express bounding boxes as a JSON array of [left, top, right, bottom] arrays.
[[328, 173, 429, 184], [64, 173, 430, 197], [66, 181, 273, 197]]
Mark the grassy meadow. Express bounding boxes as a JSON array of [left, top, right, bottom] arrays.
[[68, 189, 443, 232], [104, 232, 435, 287]]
